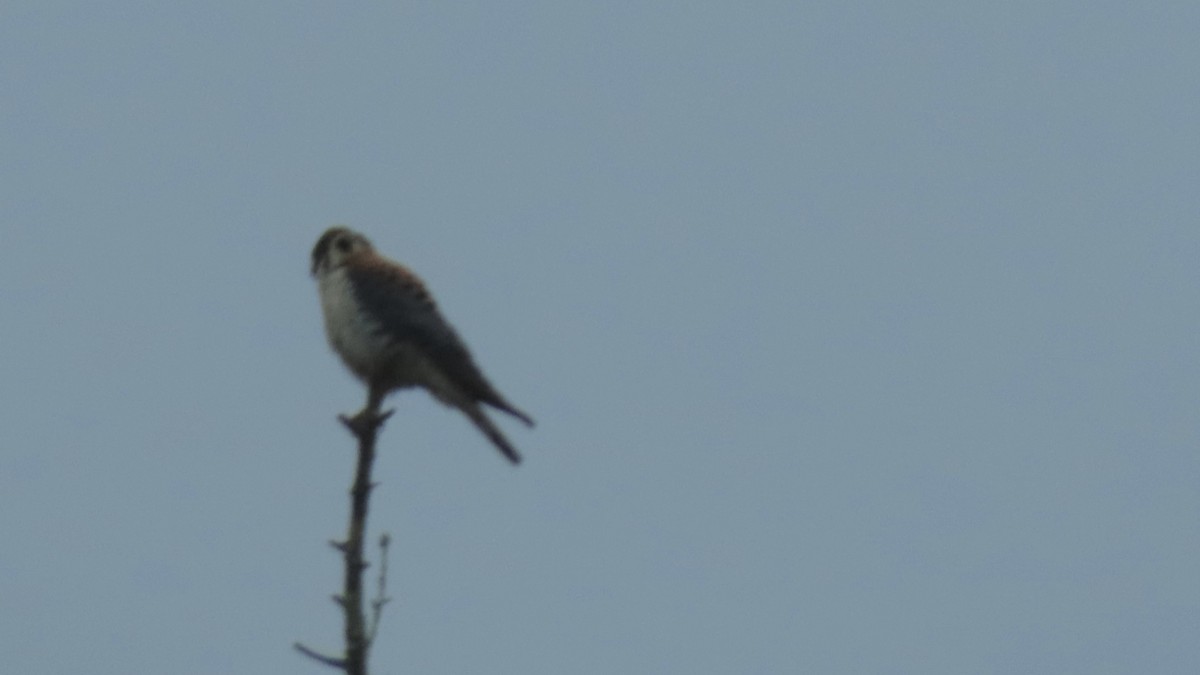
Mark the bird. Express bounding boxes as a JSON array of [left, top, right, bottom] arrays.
[[311, 226, 533, 464]]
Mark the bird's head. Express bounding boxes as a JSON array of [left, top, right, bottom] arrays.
[[311, 226, 374, 277]]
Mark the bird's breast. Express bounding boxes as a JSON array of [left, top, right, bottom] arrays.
[[317, 268, 436, 391], [317, 269, 393, 379]]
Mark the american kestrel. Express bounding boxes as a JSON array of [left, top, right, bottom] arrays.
[[311, 226, 534, 464]]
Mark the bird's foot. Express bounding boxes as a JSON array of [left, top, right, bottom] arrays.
[[339, 407, 395, 436]]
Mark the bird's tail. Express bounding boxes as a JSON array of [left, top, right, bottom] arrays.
[[462, 403, 523, 465], [485, 396, 536, 428]]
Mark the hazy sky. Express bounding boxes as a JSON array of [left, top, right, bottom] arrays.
[[2, 3, 1198, 673]]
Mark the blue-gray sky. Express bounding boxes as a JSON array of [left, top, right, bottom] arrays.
[[2, 2, 1198, 673]]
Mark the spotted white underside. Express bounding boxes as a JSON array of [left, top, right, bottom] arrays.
[[317, 267, 388, 377], [316, 266, 462, 403]]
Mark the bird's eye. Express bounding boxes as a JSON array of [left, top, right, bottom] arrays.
[[336, 237, 353, 253]]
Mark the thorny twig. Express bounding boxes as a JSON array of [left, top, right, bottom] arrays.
[[295, 389, 393, 675]]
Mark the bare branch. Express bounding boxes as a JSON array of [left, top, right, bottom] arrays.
[[294, 642, 346, 670], [368, 532, 394, 644], [296, 392, 393, 674]]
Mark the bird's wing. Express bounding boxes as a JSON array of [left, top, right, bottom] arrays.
[[345, 256, 528, 420]]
